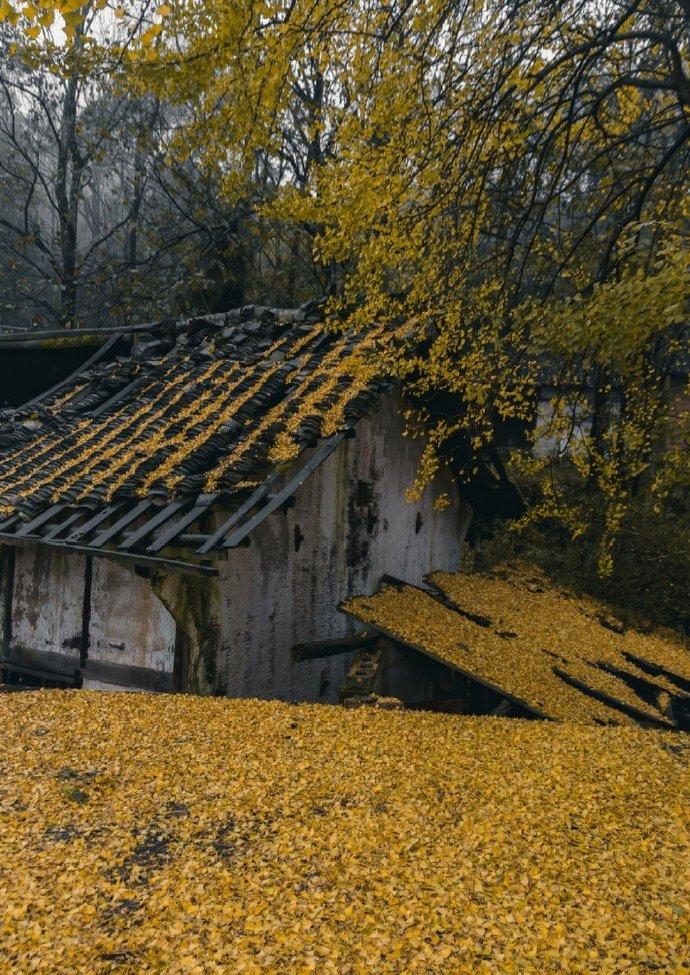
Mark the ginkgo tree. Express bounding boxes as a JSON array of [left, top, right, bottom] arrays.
[[4, 0, 690, 577], [0, 0, 170, 41]]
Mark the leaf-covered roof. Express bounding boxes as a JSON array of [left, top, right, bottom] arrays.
[[343, 565, 690, 728], [0, 304, 391, 519]]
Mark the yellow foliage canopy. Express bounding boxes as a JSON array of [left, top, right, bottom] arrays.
[[5, 1, 690, 565]]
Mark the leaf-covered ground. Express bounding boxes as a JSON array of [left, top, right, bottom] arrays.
[[1, 692, 688, 974]]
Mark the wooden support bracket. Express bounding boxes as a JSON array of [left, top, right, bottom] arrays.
[[339, 640, 388, 703]]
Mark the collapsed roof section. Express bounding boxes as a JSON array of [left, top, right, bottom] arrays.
[[0, 304, 392, 571], [342, 565, 690, 729]]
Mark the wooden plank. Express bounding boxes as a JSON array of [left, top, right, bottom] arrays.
[[2, 645, 80, 680], [80, 556, 93, 668], [292, 632, 380, 661], [423, 576, 494, 627], [197, 475, 280, 555], [1, 544, 15, 655], [146, 493, 219, 554], [552, 666, 675, 730], [119, 499, 188, 551], [91, 500, 153, 548], [622, 651, 690, 694], [223, 435, 347, 550], [395, 573, 495, 629], [14, 503, 67, 538], [0, 660, 80, 686], [66, 503, 124, 543], [43, 510, 86, 541], [89, 375, 150, 419], [80, 658, 174, 693]]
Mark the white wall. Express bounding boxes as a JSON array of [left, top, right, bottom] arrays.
[[8, 545, 175, 687], [215, 393, 466, 702], [87, 558, 176, 672], [11, 546, 85, 660]]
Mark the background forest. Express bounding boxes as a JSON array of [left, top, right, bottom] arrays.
[[0, 6, 320, 333], [1, 0, 689, 629]]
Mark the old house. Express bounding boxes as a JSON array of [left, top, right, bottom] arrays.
[[0, 304, 470, 700]]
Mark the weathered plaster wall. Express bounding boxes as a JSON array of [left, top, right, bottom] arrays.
[[7, 545, 175, 688], [215, 393, 468, 702], [10, 546, 85, 660], [88, 558, 175, 672]]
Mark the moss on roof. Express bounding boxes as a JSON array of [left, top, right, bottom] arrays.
[[343, 565, 690, 727], [1, 692, 688, 974]]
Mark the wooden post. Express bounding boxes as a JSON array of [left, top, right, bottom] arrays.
[[79, 555, 92, 669], [1, 544, 15, 658]]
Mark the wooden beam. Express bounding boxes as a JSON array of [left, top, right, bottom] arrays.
[[91, 500, 153, 548], [118, 499, 188, 551], [43, 510, 86, 541], [66, 545, 218, 578], [197, 475, 280, 555], [0, 323, 152, 345], [292, 632, 380, 662], [223, 434, 347, 550], [147, 493, 219, 554], [0, 533, 218, 578], [66, 503, 124, 543], [14, 504, 66, 538], [7, 332, 122, 411]]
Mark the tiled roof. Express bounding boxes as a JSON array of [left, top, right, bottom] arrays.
[[342, 565, 690, 728], [0, 305, 393, 570], [0, 304, 391, 520]]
